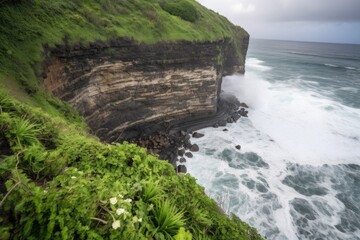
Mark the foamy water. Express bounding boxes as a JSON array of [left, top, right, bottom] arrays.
[[184, 40, 360, 240]]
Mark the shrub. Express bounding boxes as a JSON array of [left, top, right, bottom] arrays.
[[160, 0, 199, 22]]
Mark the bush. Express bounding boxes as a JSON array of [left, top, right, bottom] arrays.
[[160, 0, 199, 22]]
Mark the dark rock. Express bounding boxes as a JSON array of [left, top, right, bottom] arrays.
[[235, 145, 241, 150], [218, 120, 227, 127], [178, 148, 185, 156], [184, 134, 191, 141], [231, 113, 241, 121], [190, 144, 199, 152], [180, 157, 186, 163], [184, 139, 192, 149], [192, 132, 204, 138], [180, 130, 187, 136], [177, 165, 187, 173], [239, 109, 248, 117], [213, 123, 219, 128], [239, 102, 249, 108], [223, 128, 228, 132], [227, 117, 233, 123], [185, 152, 193, 158]]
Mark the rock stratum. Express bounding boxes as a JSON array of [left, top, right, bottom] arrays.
[[42, 36, 249, 142]]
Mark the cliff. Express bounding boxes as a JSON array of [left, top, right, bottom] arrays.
[[42, 37, 248, 141], [0, 1, 262, 239]]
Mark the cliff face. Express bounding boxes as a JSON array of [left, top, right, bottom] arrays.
[[42, 37, 249, 141]]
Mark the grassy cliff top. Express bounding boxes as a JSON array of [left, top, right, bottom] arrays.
[[0, 0, 248, 106]]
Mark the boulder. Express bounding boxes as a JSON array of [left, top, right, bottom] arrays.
[[178, 148, 185, 156], [177, 165, 187, 173], [179, 157, 186, 163], [185, 152, 193, 158], [192, 132, 205, 138], [235, 145, 241, 150], [190, 144, 199, 152]]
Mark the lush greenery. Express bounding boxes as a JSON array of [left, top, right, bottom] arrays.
[[160, 0, 199, 23], [0, 0, 247, 103], [0, 91, 263, 239], [0, 0, 257, 239]]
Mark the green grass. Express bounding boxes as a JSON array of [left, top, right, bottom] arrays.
[[0, 92, 263, 239], [0, 1, 256, 239], [0, 0, 247, 106]]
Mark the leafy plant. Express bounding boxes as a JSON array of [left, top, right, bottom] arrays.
[[153, 200, 185, 239], [160, 0, 199, 22], [10, 117, 40, 148]]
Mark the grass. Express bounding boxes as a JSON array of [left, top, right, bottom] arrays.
[[0, 0, 247, 107], [0, 1, 256, 239], [0, 92, 263, 239]]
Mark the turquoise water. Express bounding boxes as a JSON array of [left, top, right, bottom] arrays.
[[186, 40, 360, 239]]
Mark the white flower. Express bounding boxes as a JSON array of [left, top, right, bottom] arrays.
[[110, 197, 118, 205], [124, 198, 132, 203], [71, 176, 77, 179], [118, 194, 124, 198], [138, 218, 142, 223], [116, 208, 126, 215], [112, 220, 121, 229]]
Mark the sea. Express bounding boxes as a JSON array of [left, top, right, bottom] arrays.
[[186, 39, 360, 240]]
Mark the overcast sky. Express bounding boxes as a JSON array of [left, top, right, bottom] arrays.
[[198, 0, 360, 44]]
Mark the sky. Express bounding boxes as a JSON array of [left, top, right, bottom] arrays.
[[198, 0, 360, 44]]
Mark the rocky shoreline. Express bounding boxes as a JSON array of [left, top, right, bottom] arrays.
[[130, 91, 249, 172]]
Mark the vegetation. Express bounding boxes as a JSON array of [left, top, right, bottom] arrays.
[[0, 0, 247, 103], [0, 91, 263, 239], [0, 0, 257, 239]]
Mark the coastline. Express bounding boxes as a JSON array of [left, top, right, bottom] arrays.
[[130, 91, 249, 170]]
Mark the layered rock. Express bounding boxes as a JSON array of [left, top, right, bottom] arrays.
[[42, 37, 248, 141]]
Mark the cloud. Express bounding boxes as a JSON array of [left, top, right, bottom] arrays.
[[197, 0, 360, 44], [198, 0, 360, 22], [232, 3, 256, 14]]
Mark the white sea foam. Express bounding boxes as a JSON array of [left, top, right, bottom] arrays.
[[185, 58, 360, 239]]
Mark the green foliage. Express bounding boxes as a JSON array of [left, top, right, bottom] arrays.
[[153, 200, 185, 239], [0, 95, 263, 239], [0, 0, 248, 105], [160, 0, 199, 22], [174, 227, 192, 240]]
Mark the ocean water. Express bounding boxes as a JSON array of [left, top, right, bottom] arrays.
[[186, 39, 360, 240]]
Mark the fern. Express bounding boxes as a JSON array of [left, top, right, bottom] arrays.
[[11, 118, 40, 148], [153, 200, 185, 239]]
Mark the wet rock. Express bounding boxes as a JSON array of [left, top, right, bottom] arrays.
[[223, 128, 228, 132], [178, 148, 185, 156], [238, 109, 248, 117], [239, 102, 249, 108], [184, 139, 192, 149], [180, 157, 186, 163], [190, 144, 199, 152], [177, 165, 187, 173], [213, 123, 219, 128], [180, 130, 187, 136], [192, 132, 204, 138], [218, 120, 227, 127], [185, 152, 193, 158], [227, 117, 233, 123], [184, 134, 191, 141], [235, 145, 241, 150]]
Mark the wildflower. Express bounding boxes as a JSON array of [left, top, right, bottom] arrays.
[[118, 194, 124, 198], [124, 198, 132, 203], [110, 197, 118, 205], [116, 208, 126, 215], [112, 220, 121, 229]]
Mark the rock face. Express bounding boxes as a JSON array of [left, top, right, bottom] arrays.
[[42, 37, 248, 141]]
